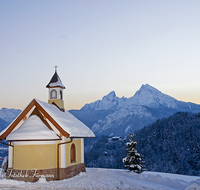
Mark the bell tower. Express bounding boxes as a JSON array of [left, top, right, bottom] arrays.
[[46, 66, 65, 112]]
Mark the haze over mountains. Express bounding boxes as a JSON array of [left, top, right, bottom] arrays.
[[1, 84, 200, 136]]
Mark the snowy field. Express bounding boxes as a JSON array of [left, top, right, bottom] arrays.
[[0, 168, 200, 190]]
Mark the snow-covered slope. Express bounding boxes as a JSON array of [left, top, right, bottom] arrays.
[[0, 118, 8, 131], [128, 84, 179, 109], [72, 84, 200, 136], [0, 118, 8, 133], [0, 108, 21, 124], [0, 168, 199, 190], [91, 105, 156, 135]]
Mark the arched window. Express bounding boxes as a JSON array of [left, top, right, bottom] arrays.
[[71, 143, 76, 163], [51, 90, 57, 99], [60, 90, 63, 100]]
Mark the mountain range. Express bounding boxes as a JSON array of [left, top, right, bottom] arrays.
[[0, 108, 21, 124], [0, 108, 21, 131], [70, 84, 200, 136], [1, 84, 200, 136]]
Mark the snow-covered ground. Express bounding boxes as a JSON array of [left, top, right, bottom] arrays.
[[0, 168, 200, 190]]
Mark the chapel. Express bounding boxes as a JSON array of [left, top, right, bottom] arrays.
[[0, 68, 95, 182]]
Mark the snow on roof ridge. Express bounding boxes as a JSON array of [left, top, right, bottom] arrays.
[[35, 99, 95, 138], [0, 98, 36, 138]]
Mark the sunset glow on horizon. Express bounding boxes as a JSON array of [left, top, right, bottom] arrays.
[[1, 0, 200, 110]]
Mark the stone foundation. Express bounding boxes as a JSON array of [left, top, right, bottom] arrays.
[[59, 163, 86, 180], [6, 163, 86, 182]]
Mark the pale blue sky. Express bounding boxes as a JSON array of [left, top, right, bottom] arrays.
[[1, 0, 200, 110]]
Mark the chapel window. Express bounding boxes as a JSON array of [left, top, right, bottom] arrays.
[[51, 90, 57, 99], [71, 143, 76, 163]]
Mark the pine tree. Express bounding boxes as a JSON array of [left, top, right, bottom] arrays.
[[122, 134, 145, 174]]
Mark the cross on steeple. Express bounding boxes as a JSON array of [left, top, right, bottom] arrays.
[[55, 65, 58, 72]]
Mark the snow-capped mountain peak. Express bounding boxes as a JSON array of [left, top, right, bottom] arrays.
[[81, 91, 119, 111], [71, 84, 200, 136], [81, 84, 197, 113], [102, 91, 116, 101], [134, 84, 166, 98], [129, 84, 179, 109], [137, 84, 158, 93]]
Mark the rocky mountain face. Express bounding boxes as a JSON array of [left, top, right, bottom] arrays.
[[70, 84, 200, 136]]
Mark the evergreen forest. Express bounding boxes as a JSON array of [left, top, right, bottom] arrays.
[[85, 112, 200, 176]]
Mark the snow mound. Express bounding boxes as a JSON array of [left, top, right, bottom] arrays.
[[36, 176, 47, 183], [185, 183, 200, 190]]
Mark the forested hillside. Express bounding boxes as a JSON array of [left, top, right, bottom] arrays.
[[135, 111, 200, 176], [85, 136, 126, 169], [86, 112, 200, 176]]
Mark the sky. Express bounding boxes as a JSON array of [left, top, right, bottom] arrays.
[[0, 0, 200, 110]]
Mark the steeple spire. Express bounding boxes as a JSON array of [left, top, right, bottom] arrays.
[[46, 67, 65, 112], [46, 67, 65, 89]]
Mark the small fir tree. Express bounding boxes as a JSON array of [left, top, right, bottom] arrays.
[[122, 134, 145, 174]]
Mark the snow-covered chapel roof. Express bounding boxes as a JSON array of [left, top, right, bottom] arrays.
[[36, 99, 95, 138], [6, 115, 60, 141], [0, 99, 95, 141]]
